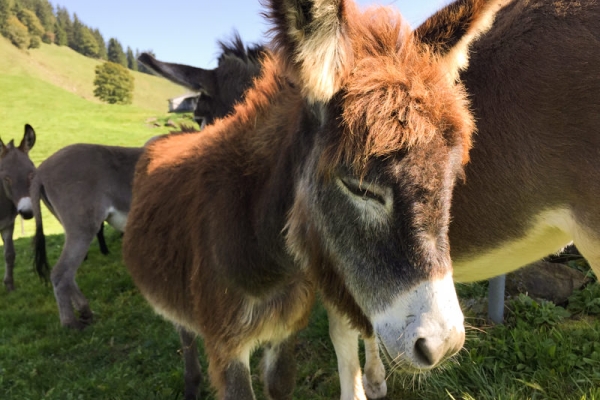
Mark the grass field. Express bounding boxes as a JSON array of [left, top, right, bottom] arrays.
[[1, 36, 600, 400]]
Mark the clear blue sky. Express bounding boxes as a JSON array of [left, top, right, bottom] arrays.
[[53, 0, 452, 69]]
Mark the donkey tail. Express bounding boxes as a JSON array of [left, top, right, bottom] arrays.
[[30, 176, 50, 282]]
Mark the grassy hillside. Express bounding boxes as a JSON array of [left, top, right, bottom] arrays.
[[0, 36, 196, 239], [0, 35, 189, 112]]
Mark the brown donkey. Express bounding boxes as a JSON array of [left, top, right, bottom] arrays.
[[123, 0, 509, 398], [31, 40, 266, 330], [0, 124, 36, 291]]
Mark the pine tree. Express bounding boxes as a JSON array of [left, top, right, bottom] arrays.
[[78, 25, 99, 57], [126, 46, 137, 71], [54, 20, 66, 45], [107, 37, 127, 67], [32, 0, 54, 32], [55, 6, 73, 47], [33, 0, 55, 42], [91, 28, 107, 59]]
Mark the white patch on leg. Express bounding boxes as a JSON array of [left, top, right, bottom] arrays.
[[106, 207, 128, 232], [327, 306, 367, 400]]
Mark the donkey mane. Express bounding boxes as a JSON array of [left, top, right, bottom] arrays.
[[217, 33, 265, 68]]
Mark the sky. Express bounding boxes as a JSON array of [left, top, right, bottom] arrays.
[[53, 0, 453, 69]]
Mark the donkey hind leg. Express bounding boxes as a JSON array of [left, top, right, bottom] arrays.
[[96, 222, 110, 255], [326, 303, 368, 400], [51, 231, 95, 329], [1, 224, 16, 291], [261, 336, 297, 400], [362, 335, 387, 399], [176, 325, 202, 400]]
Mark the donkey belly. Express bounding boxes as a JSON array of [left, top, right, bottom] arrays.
[[453, 208, 574, 282]]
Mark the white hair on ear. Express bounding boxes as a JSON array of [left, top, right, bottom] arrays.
[[284, 0, 349, 103], [442, 0, 513, 82]]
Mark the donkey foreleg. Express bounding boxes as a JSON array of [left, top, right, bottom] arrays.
[[362, 336, 387, 399], [326, 304, 368, 400], [207, 347, 255, 400], [261, 336, 297, 400], [177, 325, 202, 400], [1, 224, 16, 291]]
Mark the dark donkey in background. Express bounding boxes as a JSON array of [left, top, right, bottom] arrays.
[[32, 39, 266, 330], [0, 124, 36, 291], [138, 34, 264, 130], [123, 0, 510, 398]]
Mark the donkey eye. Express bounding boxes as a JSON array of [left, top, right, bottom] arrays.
[[338, 176, 387, 205], [4, 176, 11, 184]]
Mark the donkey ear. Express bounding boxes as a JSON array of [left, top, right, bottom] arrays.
[[267, 0, 351, 103], [414, 0, 511, 82], [1, 139, 15, 158], [138, 53, 217, 96], [19, 124, 36, 153]]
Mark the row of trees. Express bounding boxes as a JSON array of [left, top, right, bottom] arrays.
[[0, 0, 155, 74]]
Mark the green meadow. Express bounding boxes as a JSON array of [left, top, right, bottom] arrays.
[[1, 36, 600, 399]]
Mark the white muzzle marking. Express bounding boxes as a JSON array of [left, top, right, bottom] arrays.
[[373, 273, 465, 371], [17, 197, 33, 214]]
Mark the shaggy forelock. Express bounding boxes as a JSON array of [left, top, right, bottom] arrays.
[[331, 6, 475, 171]]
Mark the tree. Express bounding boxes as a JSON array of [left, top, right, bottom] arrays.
[[91, 28, 106, 59], [5, 15, 29, 49], [55, 6, 73, 47], [32, 0, 55, 33], [126, 46, 137, 71], [33, 0, 56, 43], [0, 0, 13, 35], [53, 20, 66, 45], [93, 61, 134, 104], [107, 38, 127, 67], [17, 8, 43, 36]]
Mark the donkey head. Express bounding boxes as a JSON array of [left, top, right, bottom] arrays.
[[0, 124, 36, 220], [275, 0, 509, 371], [138, 35, 265, 128]]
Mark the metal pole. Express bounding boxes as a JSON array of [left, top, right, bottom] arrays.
[[488, 275, 506, 324]]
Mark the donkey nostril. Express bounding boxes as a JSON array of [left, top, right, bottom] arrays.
[[414, 338, 437, 367]]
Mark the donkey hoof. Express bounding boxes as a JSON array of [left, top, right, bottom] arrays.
[[4, 282, 15, 292], [63, 320, 88, 331], [79, 311, 94, 326], [363, 374, 387, 399]]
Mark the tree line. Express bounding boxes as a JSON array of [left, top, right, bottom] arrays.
[[0, 0, 155, 74]]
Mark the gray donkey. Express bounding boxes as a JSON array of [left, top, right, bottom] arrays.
[[0, 124, 36, 291], [33, 36, 266, 329]]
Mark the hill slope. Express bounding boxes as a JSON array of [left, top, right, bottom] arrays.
[[0, 36, 196, 238]]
